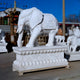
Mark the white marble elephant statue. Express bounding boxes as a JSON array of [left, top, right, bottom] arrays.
[[17, 7, 59, 47]]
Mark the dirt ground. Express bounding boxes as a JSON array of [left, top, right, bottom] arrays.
[[0, 52, 80, 80]]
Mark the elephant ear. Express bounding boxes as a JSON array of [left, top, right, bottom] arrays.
[[29, 8, 43, 29]]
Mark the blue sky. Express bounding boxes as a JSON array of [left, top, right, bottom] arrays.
[[0, 0, 80, 22]]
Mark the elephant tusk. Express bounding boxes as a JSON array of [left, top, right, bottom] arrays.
[[17, 29, 23, 34]]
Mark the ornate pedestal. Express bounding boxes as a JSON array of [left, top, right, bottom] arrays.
[[0, 42, 7, 53], [13, 46, 68, 76], [66, 52, 80, 61]]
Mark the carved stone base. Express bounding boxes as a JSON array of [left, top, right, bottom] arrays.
[[0, 43, 7, 53], [66, 52, 80, 61], [13, 46, 68, 75]]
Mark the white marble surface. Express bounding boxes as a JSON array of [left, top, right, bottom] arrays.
[[55, 35, 66, 46], [13, 46, 68, 75], [66, 27, 80, 61], [66, 52, 80, 61], [13, 46, 68, 55], [17, 7, 58, 47], [0, 33, 7, 53], [67, 27, 80, 52], [0, 46, 7, 52], [13, 7, 69, 75]]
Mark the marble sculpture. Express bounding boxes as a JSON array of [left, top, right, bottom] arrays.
[[13, 7, 68, 75], [17, 7, 58, 47], [66, 27, 80, 61], [0, 29, 7, 53]]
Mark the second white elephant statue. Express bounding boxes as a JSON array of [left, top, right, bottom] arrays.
[[67, 27, 80, 52], [17, 7, 59, 47]]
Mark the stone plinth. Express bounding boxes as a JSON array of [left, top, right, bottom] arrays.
[[13, 46, 68, 76], [0, 42, 7, 53], [66, 52, 80, 61]]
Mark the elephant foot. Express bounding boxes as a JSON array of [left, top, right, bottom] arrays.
[[26, 43, 34, 48], [17, 41, 23, 47]]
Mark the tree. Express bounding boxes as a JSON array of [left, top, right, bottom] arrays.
[[65, 14, 80, 22]]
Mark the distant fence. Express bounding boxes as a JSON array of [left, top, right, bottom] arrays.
[[0, 25, 10, 32]]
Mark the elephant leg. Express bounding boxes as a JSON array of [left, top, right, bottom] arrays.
[[26, 24, 41, 47], [72, 45, 77, 52], [17, 31, 23, 47], [46, 30, 57, 46], [68, 45, 70, 52], [69, 46, 72, 52]]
